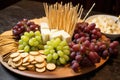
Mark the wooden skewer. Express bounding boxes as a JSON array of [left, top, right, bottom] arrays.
[[83, 3, 95, 21]]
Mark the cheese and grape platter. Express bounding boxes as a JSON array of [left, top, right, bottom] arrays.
[[0, 2, 119, 79]]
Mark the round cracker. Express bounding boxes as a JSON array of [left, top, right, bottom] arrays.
[[35, 61, 46, 68], [39, 50, 44, 54], [8, 58, 12, 66], [35, 55, 44, 63], [40, 55, 47, 59], [13, 59, 23, 67], [22, 62, 30, 67], [36, 67, 46, 73], [27, 65, 35, 71], [12, 55, 21, 62], [17, 50, 24, 53], [46, 63, 56, 71], [31, 60, 37, 64], [20, 52, 29, 58], [10, 52, 20, 58], [30, 51, 39, 56], [23, 56, 29, 63], [18, 66, 26, 71], [29, 55, 35, 62]]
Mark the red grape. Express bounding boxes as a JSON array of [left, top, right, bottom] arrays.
[[72, 44, 80, 52]]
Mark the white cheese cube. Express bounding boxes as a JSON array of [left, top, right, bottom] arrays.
[[60, 30, 71, 43], [50, 30, 62, 40], [41, 29, 50, 44], [40, 22, 49, 29]]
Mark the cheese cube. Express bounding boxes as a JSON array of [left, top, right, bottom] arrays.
[[40, 22, 49, 29], [41, 29, 50, 44]]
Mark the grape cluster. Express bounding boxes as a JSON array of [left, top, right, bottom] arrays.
[[12, 19, 40, 40], [43, 38, 70, 65], [69, 22, 119, 72], [18, 31, 44, 52]]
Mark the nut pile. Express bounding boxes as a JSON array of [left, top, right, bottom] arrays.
[[8, 50, 56, 72]]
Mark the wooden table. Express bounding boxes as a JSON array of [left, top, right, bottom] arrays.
[[0, 0, 120, 80]]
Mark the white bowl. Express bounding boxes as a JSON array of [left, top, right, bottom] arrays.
[[85, 14, 120, 40]]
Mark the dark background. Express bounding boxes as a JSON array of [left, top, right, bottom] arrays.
[[0, 0, 120, 15]]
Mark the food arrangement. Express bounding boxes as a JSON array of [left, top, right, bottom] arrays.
[[0, 2, 119, 78]]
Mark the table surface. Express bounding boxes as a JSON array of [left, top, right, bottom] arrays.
[[0, 0, 120, 80]]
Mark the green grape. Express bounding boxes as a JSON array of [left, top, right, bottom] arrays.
[[57, 50, 64, 57], [59, 57, 66, 64], [56, 60, 61, 66], [47, 41, 52, 45], [63, 55, 70, 61], [29, 39, 34, 46], [47, 54, 52, 62], [33, 41, 39, 46], [35, 31, 41, 36], [29, 31, 34, 37], [38, 44, 44, 49], [44, 49, 50, 55], [24, 45, 30, 52], [53, 38, 61, 47], [63, 50, 70, 55], [18, 40, 23, 44], [53, 53, 58, 60], [18, 45, 24, 50], [48, 46, 54, 50], [50, 49, 55, 54], [63, 46, 70, 50], [22, 42, 28, 46], [24, 32, 30, 38], [44, 45, 49, 49], [56, 46, 62, 50], [21, 36, 29, 42], [51, 59, 56, 64], [31, 46, 36, 51], [59, 40, 67, 46], [35, 36, 41, 41], [32, 37, 37, 42]]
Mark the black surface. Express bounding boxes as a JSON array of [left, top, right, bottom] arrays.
[[0, 0, 120, 80]]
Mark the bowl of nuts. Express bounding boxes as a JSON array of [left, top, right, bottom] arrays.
[[86, 14, 120, 40]]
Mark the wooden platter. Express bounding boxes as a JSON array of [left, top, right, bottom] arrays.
[[0, 30, 109, 79]]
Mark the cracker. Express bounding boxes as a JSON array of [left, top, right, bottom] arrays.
[[39, 50, 44, 54], [35, 55, 44, 63], [22, 62, 30, 67], [12, 55, 21, 62], [23, 56, 29, 63], [46, 63, 56, 71], [31, 60, 37, 64], [36, 67, 46, 73], [17, 50, 24, 53], [18, 66, 26, 71], [10, 52, 20, 58], [35, 61, 46, 68], [8, 58, 12, 66], [20, 52, 29, 58], [29, 55, 34, 62], [13, 59, 23, 67], [27, 65, 35, 71], [30, 51, 39, 56], [40, 54, 47, 59]]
